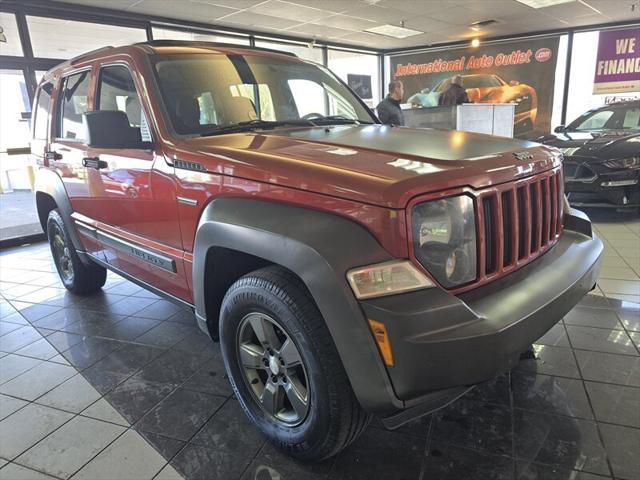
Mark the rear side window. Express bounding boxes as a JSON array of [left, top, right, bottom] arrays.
[[33, 82, 53, 140], [59, 71, 91, 140]]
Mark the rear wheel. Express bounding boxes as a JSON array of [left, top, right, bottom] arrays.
[[219, 266, 371, 460], [47, 209, 106, 295]]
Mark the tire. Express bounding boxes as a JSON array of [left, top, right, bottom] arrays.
[[47, 209, 106, 295], [219, 266, 371, 461]]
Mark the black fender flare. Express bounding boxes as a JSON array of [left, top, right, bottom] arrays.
[[193, 197, 402, 411], [34, 168, 87, 258]]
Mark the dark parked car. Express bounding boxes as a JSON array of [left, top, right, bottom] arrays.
[[33, 41, 602, 461], [539, 101, 640, 209]]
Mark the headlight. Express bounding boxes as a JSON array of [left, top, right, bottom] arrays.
[[346, 260, 433, 300], [603, 157, 640, 170], [412, 195, 477, 288]]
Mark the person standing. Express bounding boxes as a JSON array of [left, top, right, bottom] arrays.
[[377, 80, 405, 126], [438, 75, 470, 106]]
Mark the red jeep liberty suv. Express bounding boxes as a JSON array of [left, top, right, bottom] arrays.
[[32, 41, 603, 460]]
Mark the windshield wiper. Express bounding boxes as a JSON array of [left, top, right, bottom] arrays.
[[200, 119, 316, 136], [309, 115, 373, 125]]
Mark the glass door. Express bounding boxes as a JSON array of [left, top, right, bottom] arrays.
[[0, 69, 40, 241]]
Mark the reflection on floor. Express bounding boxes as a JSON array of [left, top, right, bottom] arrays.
[[0, 190, 42, 241], [0, 210, 638, 480]]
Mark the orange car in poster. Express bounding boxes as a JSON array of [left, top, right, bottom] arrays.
[[417, 74, 538, 135]]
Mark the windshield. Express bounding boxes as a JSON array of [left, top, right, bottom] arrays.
[[151, 53, 375, 135], [462, 75, 502, 89], [568, 105, 640, 131]]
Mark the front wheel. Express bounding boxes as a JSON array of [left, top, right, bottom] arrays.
[[219, 266, 371, 460], [47, 209, 106, 295]]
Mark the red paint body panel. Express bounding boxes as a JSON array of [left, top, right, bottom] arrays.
[[36, 44, 564, 304]]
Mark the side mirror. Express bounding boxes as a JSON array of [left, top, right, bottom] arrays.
[[509, 80, 520, 86], [84, 110, 153, 149], [554, 125, 566, 133]]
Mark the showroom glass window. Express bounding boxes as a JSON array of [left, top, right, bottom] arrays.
[[328, 49, 380, 108], [0, 12, 24, 56], [255, 39, 323, 63], [58, 71, 91, 141], [152, 54, 374, 135], [152, 27, 250, 45]]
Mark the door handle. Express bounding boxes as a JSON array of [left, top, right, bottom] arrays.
[[82, 157, 108, 170], [45, 151, 62, 161]]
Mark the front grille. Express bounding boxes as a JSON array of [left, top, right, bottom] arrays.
[[476, 167, 563, 283]]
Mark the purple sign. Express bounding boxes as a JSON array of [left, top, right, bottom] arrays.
[[593, 27, 640, 94]]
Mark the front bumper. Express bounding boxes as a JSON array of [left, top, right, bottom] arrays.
[[564, 159, 640, 207], [362, 210, 603, 425]]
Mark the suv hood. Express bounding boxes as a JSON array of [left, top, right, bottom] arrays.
[[177, 125, 560, 208]]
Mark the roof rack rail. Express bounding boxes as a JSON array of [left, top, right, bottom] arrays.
[[70, 46, 114, 65], [134, 40, 298, 57]]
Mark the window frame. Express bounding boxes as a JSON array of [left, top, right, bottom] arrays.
[[32, 81, 53, 141], [55, 67, 93, 143]]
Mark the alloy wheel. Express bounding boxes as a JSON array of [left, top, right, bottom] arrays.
[[237, 312, 310, 425], [51, 225, 74, 283]]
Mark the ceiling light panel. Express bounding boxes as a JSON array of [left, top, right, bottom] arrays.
[[514, 0, 575, 8], [365, 24, 423, 38]]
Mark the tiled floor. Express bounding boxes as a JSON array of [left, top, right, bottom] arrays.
[[0, 209, 638, 480]]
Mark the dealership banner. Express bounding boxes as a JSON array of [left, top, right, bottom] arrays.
[[390, 36, 560, 138], [593, 27, 640, 95]]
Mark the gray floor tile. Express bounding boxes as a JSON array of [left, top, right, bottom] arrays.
[[240, 442, 330, 480], [60, 337, 125, 369], [137, 387, 226, 441], [14, 338, 59, 361], [516, 344, 581, 378], [88, 342, 165, 377], [104, 377, 176, 424], [514, 410, 610, 476], [0, 403, 73, 460], [534, 323, 570, 347], [0, 326, 42, 353], [584, 381, 640, 428], [71, 430, 167, 480], [512, 373, 593, 420], [0, 354, 43, 385], [0, 322, 22, 337], [80, 399, 129, 427], [0, 394, 28, 421], [15, 416, 125, 479], [566, 325, 637, 355], [154, 464, 184, 480], [0, 361, 77, 401], [575, 350, 640, 387], [36, 374, 102, 414], [599, 423, 640, 480], [0, 463, 59, 479], [564, 306, 622, 330]]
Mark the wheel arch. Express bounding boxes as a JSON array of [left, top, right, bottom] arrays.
[[193, 197, 402, 411], [34, 168, 87, 259]]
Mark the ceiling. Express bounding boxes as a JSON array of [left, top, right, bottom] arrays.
[[51, 0, 640, 50]]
